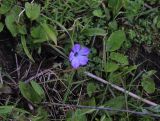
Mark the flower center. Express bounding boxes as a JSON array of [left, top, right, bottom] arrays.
[[74, 52, 78, 57]]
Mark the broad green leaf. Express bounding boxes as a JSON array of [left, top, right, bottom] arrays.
[[93, 9, 104, 18], [66, 109, 87, 121], [19, 81, 42, 103], [25, 2, 40, 20], [146, 105, 160, 113], [80, 97, 96, 114], [0, 0, 14, 14], [157, 20, 160, 28], [31, 107, 48, 121], [110, 52, 129, 65], [0, 22, 4, 32], [0, 106, 13, 114], [31, 26, 46, 38], [105, 96, 125, 114], [129, 30, 136, 39], [109, 72, 122, 85], [82, 28, 106, 36], [105, 62, 119, 72], [87, 83, 97, 97], [139, 116, 154, 121], [41, 23, 57, 45], [100, 115, 111, 121], [31, 25, 48, 43], [5, 14, 18, 37], [108, 0, 123, 16], [31, 81, 45, 99], [124, 0, 144, 21], [18, 25, 27, 35], [21, 36, 35, 62], [0, 85, 12, 94], [141, 78, 155, 94], [108, 20, 118, 30], [122, 65, 137, 74], [142, 70, 156, 79], [10, 5, 22, 16], [106, 30, 126, 51], [0, 4, 10, 14], [5, 6, 22, 36]]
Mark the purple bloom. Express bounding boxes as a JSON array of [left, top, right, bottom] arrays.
[[69, 44, 90, 69]]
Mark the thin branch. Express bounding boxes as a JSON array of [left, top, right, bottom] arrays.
[[24, 69, 56, 83], [0, 68, 3, 84], [84, 72, 158, 107], [15, 54, 20, 80], [43, 102, 160, 118]]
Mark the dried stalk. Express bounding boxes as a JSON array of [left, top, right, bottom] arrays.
[[84, 72, 158, 107], [44, 102, 160, 118]]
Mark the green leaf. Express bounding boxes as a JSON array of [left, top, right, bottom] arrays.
[[0, 0, 14, 14], [105, 62, 119, 72], [157, 20, 160, 28], [5, 14, 18, 37], [31, 107, 48, 121], [105, 96, 125, 114], [18, 24, 27, 35], [82, 28, 106, 36], [93, 9, 104, 18], [31, 81, 45, 99], [122, 65, 137, 74], [31, 26, 45, 38], [106, 30, 126, 51], [31, 25, 48, 43], [21, 36, 35, 62], [66, 109, 87, 121], [80, 97, 96, 114], [108, 0, 123, 16], [142, 70, 156, 79], [19, 81, 42, 103], [129, 30, 136, 39], [105, 96, 125, 108], [141, 78, 155, 94], [0, 85, 12, 94], [110, 52, 129, 65], [0, 106, 13, 115], [0, 105, 29, 119], [100, 115, 111, 121], [109, 72, 122, 85], [87, 83, 97, 97], [5, 6, 22, 36], [124, 0, 144, 21], [41, 23, 57, 45], [79, 98, 96, 115], [108, 20, 118, 30], [146, 105, 160, 113], [0, 22, 4, 32], [25, 2, 40, 20]]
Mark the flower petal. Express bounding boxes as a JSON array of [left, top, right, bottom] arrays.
[[72, 44, 81, 53], [71, 58, 80, 69], [77, 55, 88, 66], [69, 52, 74, 61], [79, 47, 90, 56]]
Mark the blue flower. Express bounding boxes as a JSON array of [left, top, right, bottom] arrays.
[[69, 44, 90, 69]]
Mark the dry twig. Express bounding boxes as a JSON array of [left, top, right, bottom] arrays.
[[44, 102, 160, 118], [84, 72, 158, 107]]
